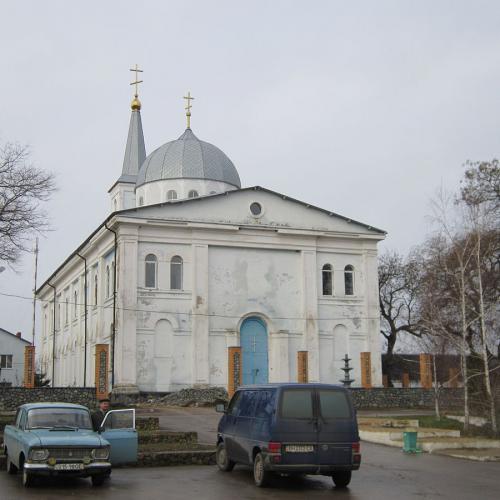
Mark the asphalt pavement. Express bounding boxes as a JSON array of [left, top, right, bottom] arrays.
[[1, 442, 499, 500]]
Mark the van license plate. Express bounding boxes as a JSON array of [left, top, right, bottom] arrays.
[[54, 463, 84, 471], [286, 445, 314, 453]]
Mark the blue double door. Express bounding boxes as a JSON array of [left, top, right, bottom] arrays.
[[240, 317, 269, 385]]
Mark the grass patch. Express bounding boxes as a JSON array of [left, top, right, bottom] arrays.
[[392, 415, 463, 430]]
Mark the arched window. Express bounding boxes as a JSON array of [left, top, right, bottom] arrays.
[[170, 256, 183, 290], [167, 190, 177, 201], [344, 265, 354, 296], [322, 264, 333, 296], [106, 265, 110, 298], [94, 274, 98, 305], [188, 190, 199, 199], [145, 254, 157, 288], [139, 196, 144, 206], [73, 291, 78, 319]]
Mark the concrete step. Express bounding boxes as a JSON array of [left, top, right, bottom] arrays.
[[433, 448, 500, 462], [359, 426, 461, 444], [0, 448, 216, 469], [407, 437, 500, 453], [358, 417, 419, 428]]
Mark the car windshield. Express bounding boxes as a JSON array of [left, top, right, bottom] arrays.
[[27, 408, 93, 430]]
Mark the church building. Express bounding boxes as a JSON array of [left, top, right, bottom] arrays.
[[37, 78, 385, 394]]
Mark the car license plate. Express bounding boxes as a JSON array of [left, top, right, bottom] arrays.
[[54, 463, 84, 471], [286, 445, 314, 453]]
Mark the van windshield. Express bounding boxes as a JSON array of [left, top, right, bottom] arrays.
[[281, 389, 313, 419], [318, 390, 351, 419]]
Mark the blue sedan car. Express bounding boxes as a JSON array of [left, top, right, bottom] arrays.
[[3, 402, 137, 487]]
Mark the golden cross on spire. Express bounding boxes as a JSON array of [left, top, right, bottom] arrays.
[[129, 64, 143, 97], [183, 91, 195, 129]]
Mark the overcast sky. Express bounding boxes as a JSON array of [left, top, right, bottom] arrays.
[[1, 0, 500, 342]]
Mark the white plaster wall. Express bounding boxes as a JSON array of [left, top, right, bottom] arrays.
[[0, 332, 28, 386], [136, 179, 238, 206]]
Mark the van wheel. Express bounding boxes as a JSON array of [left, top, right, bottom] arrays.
[[6, 453, 18, 474], [331, 471, 352, 488], [216, 442, 235, 472], [253, 452, 271, 487]]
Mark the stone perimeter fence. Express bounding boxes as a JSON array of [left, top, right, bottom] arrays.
[[0, 387, 96, 411], [0, 386, 464, 412]]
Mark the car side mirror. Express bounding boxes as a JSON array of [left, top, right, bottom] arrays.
[[215, 404, 227, 413]]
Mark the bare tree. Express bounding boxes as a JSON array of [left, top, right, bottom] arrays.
[[378, 250, 422, 386], [0, 142, 55, 265], [460, 160, 499, 434]]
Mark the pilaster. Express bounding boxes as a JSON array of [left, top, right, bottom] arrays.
[[301, 249, 320, 381], [191, 244, 209, 385]]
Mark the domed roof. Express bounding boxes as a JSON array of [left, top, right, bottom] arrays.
[[136, 128, 241, 188]]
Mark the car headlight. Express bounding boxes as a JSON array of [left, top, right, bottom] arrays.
[[91, 447, 110, 460], [30, 448, 49, 461]]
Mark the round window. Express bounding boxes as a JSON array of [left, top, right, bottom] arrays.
[[250, 202, 262, 216]]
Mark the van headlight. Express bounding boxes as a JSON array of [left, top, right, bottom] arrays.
[[30, 448, 49, 461], [91, 447, 110, 460]]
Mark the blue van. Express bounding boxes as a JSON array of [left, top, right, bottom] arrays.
[[215, 383, 360, 488]]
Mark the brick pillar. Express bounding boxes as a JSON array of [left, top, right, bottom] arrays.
[[228, 347, 242, 398], [360, 352, 372, 388], [402, 372, 410, 388], [95, 344, 109, 399], [297, 351, 308, 383], [24, 346, 35, 388], [419, 353, 432, 389]]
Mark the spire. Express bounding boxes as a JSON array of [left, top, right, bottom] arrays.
[[119, 65, 146, 182], [120, 108, 146, 181]]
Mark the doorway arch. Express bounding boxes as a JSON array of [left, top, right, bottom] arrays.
[[240, 317, 268, 385]]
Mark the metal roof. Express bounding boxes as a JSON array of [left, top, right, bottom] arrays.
[[136, 128, 241, 188]]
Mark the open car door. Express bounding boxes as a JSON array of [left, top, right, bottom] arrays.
[[100, 409, 138, 465]]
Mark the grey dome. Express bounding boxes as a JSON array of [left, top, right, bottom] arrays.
[[136, 128, 241, 188]]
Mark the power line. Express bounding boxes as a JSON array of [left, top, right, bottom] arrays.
[[0, 290, 379, 322]]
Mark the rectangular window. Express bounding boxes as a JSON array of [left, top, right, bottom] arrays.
[[145, 262, 156, 288], [0, 354, 13, 368], [280, 389, 313, 419], [318, 390, 351, 419]]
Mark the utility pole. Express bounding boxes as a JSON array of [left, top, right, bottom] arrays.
[[31, 238, 39, 347]]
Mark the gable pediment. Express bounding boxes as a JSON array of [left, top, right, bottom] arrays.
[[119, 186, 385, 237]]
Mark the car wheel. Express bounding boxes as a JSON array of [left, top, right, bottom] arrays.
[[253, 452, 272, 487], [91, 474, 108, 486], [216, 442, 235, 472], [6, 453, 18, 475], [22, 466, 35, 488], [331, 471, 352, 488]]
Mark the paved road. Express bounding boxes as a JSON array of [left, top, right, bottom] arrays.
[[1, 442, 499, 500]]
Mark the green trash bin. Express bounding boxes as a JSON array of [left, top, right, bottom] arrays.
[[402, 431, 419, 453]]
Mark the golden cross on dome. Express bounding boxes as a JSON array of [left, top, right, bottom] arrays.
[[129, 64, 143, 97], [183, 91, 195, 128]]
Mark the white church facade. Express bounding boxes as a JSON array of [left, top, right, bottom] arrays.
[[37, 89, 385, 394]]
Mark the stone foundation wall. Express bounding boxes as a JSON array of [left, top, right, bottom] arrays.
[[349, 387, 464, 410], [0, 387, 97, 411]]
